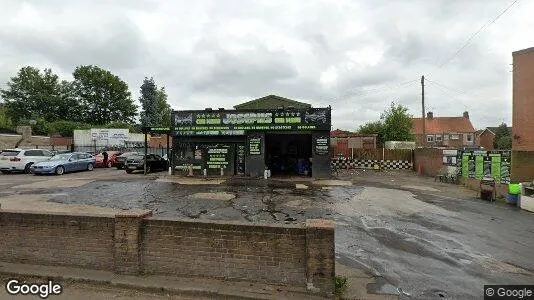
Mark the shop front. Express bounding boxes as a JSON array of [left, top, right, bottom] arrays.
[[171, 106, 332, 178]]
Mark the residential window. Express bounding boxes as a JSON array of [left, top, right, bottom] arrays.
[[443, 134, 449, 141], [436, 135, 443, 142], [427, 135, 434, 142], [450, 134, 459, 140], [467, 134, 472, 142]]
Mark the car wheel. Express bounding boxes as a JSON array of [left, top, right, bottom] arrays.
[[87, 163, 94, 171], [126, 169, 133, 174], [1, 170, 11, 174], [24, 163, 34, 174], [107, 161, 113, 168], [55, 166, 65, 175]]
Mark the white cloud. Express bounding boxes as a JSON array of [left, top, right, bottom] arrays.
[[0, 0, 532, 131]]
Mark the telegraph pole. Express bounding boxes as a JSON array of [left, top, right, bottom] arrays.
[[421, 75, 426, 148]]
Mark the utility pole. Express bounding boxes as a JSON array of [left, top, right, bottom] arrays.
[[421, 75, 426, 148]]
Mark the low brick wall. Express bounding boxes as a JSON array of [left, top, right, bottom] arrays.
[[0, 210, 334, 295]]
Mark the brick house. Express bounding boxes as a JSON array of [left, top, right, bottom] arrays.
[[512, 47, 534, 181], [411, 112, 476, 148], [476, 127, 513, 150]]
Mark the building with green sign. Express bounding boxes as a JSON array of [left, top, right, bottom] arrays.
[[171, 95, 332, 178]]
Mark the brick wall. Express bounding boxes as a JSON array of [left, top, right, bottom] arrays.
[[512, 48, 534, 182], [413, 148, 443, 176], [0, 211, 115, 270], [0, 210, 335, 295], [477, 131, 495, 150]]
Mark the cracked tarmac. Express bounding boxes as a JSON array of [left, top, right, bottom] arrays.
[[1, 169, 533, 299]]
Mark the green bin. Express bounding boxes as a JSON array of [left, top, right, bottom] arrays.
[[508, 183, 521, 195]]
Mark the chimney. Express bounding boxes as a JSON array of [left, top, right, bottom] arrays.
[[463, 111, 469, 119], [427, 112, 433, 119]]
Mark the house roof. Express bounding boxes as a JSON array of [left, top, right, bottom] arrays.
[[411, 117, 475, 134], [233, 94, 312, 110], [486, 126, 512, 135]]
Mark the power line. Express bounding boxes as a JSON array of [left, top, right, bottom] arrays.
[[425, 78, 468, 96], [340, 79, 418, 99], [439, 0, 519, 68]]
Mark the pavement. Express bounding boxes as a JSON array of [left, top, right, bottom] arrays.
[[0, 262, 319, 300], [1, 168, 533, 299]]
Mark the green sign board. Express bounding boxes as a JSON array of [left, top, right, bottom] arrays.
[[459, 150, 511, 183]]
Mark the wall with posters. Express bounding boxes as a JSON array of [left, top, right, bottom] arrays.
[[459, 150, 511, 184]]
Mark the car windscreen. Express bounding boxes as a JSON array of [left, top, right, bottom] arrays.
[[50, 154, 72, 160], [0, 151, 20, 156]]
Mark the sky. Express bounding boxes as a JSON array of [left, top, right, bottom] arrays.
[[0, 0, 532, 131]]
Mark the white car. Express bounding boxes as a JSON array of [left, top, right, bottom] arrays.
[[0, 148, 54, 174]]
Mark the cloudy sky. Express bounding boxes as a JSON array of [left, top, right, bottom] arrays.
[[0, 0, 532, 130]]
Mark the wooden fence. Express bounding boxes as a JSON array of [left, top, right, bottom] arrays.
[[331, 147, 413, 162]]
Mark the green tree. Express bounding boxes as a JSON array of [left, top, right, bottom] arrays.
[[493, 123, 512, 149], [358, 121, 384, 146], [72, 65, 137, 125], [156, 87, 172, 127], [139, 77, 158, 127], [357, 102, 413, 147], [47, 120, 92, 137], [0, 66, 78, 124], [380, 102, 413, 142], [103, 121, 140, 133], [0, 103, 12, 129]]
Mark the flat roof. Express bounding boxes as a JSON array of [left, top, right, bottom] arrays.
[[512, 46, 534, 56]]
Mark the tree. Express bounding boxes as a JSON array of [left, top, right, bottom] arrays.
[[493, 123, 512, 149], [358, 121, 384, 146], [72, 65, 137, 125], [0, 66, 78, 124], [357, 102, 413, 147], [380, 102, 413, 143], [139, 77, 159, 127], [0, 103, 12, 129], [156, 87, 172, 127]]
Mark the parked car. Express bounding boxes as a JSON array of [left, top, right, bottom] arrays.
[[115, 152, 142, 169], [95, 151, 123, 168], [0, 148, 54, 174], [31, 152, 96, 175], [124, 154, 168, 174], [51, 150, 72, 155]]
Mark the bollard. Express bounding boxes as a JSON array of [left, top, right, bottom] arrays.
[[220, 167, 224, 176], [168, 166, 172, 175], [264, 169, 269, 179], [203, 168, 207, 177]]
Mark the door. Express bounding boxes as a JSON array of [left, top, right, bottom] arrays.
[[65, 154, 78, 172], [235, 144, 245, 175]]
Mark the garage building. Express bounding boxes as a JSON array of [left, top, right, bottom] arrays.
[[171, 95, 332, 178]]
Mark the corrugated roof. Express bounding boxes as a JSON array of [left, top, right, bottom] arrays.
[[411, 117, 475, 134]]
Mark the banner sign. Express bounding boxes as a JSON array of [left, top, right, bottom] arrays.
[[459, 150, 511, 183], [249, 137, 262, 155], [172, 108, 331, 136], [314, 136, 329, 155]]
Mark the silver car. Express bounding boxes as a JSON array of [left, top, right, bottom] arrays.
[[31, 152, 96, 175]]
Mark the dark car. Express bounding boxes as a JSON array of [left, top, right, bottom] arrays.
[[115, 152, 141, 169], [124, 154, 168, 174]]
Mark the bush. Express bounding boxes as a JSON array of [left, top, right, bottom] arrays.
[[47, 120, 91, 137], [334, 275, 348, 298]]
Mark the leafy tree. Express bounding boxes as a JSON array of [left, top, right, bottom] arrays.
[[358, 121, 384, 146], [72, 65, 137, 125], [493, 123, 512, 149], [103, 121, 140, 133], [0, 67, 78, 124], [357, 102, 413, 146], [47, 120, 92, 137], [380, 102, 413, 142], [139, 77, 159, 127], [156, 87, 172, 127], [0, 103, 12, 129]]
